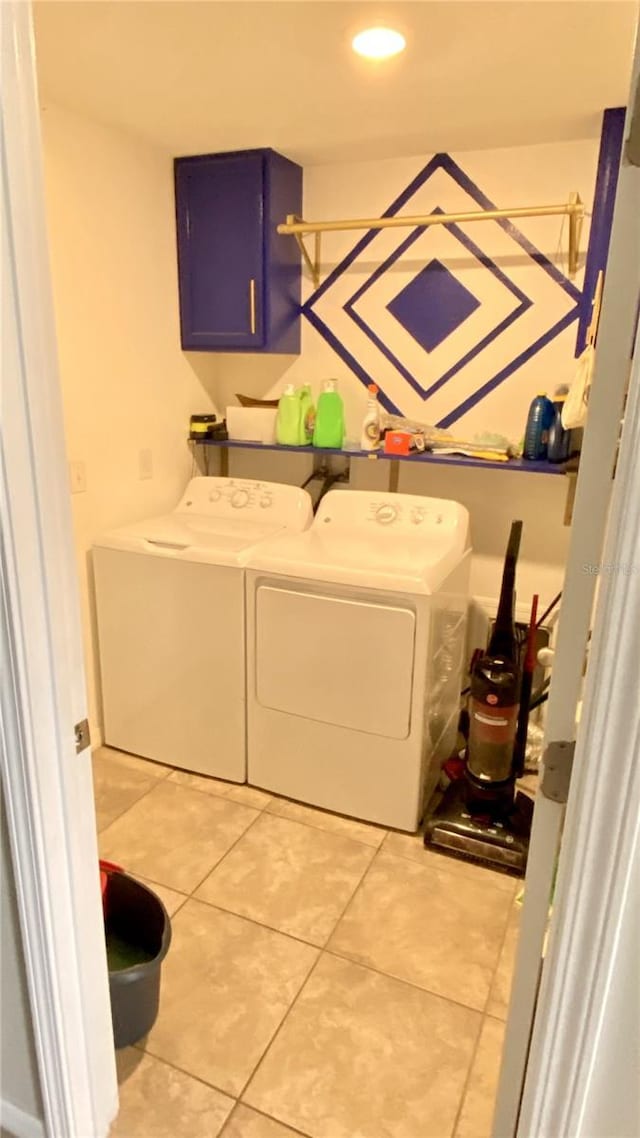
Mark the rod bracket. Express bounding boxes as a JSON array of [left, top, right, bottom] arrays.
[[287, 215, 320, 287], [541, 740, 576, 804]]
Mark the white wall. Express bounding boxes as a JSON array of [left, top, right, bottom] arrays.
[[40, 104, 218, 741], [0, 788, 43, 1132]]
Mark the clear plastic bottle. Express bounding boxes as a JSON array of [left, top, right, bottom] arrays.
[[360, 384, 381, 451]]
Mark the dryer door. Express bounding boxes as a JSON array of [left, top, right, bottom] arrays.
[[255, 585, 416, 739]]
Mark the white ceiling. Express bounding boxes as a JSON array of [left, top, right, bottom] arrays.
[[33, 1, 638, 164]]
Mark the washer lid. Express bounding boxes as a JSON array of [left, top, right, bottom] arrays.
[[92, 477, 313, 566], [246, 489, 470, 593], [93, 513, 297, 565]]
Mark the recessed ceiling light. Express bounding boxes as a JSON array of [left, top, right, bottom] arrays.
[[352, 27, 406, 61]]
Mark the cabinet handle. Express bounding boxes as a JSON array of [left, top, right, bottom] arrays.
[[249, 278, 257, 335]]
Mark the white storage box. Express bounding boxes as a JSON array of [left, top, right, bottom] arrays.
[[226, 406, 278, 444]]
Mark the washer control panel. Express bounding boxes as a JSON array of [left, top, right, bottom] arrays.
[[176, 477, 310, 527]]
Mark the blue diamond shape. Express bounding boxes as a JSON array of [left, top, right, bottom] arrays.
[[386, 259, 481, 353]]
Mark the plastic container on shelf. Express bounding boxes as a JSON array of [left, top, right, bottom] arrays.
[[299, 384, 315, 444], [523, 393, 555, 460], [313, 379, 345, 449], [276, 384, 301, 446], [547, 387, 572, 464], [360, 384, 381, 451]]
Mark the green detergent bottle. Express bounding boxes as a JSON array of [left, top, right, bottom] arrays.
[[276, 384, 302, 446], [313, 379, 345, 449], [299, 384, 315, 444]]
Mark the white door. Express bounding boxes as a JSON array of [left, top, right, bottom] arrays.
[[493, 40, 640, 1137], [1, 3, 117, 1135]]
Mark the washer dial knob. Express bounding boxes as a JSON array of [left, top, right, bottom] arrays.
[[230, 489, 250, 509], [376, 504, 397, 525]]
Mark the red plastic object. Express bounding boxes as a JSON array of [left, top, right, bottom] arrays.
[[100, 859, 124, 916], [384, 431, 412, 456]]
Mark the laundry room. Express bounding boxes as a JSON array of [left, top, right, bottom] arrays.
[[21, 3, 637, 1137]]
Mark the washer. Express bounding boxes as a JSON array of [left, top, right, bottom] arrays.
[[93, 477, 312, 781], [246, 489, 470, 830]]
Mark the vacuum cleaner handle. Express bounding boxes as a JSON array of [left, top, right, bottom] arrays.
[[489, 520, 523, 661]]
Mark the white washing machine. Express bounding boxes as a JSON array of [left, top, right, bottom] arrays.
[[246, 489, 470, 830], [93, 477, 312, 780]]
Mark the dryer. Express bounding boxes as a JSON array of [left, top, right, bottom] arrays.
[[93, 477, 312, 780], [246, 490, 470, 830]]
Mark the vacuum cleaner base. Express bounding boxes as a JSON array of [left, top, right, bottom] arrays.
[[424, 780, 534, 877]]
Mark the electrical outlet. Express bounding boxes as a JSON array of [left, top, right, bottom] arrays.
[[139, 448, 153, 480], [69, 460, 87, 494]]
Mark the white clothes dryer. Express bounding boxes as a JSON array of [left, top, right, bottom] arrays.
[[93, 477, 312, 780], [246, 489, 470, 830]]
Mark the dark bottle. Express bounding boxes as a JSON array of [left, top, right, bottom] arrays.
[[523, 393, 555, 460], [547, 393, 572, 463]]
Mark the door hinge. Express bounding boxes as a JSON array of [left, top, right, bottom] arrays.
[[540, 740, 576, 804], [74, 718, 91, 754]]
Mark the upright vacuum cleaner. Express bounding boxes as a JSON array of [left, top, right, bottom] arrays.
[[424, 520, 535, 876]]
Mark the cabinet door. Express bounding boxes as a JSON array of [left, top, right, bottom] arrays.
[[176, 154, 264, 349]]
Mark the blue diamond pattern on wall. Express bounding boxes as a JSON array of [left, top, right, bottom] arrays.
[[386, 258, 481, 353], [302, 153, 582, 427]]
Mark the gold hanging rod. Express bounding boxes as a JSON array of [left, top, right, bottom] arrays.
[[278, 192, 584, 286]]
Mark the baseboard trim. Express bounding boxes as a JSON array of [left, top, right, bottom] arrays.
[[0, 1100, 45, 1138]]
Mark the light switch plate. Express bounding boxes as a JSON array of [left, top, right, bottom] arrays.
[[139, 448, 153, 480], [69, 460, 87, 494]]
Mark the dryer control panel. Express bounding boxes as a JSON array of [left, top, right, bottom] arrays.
[[175, 477, 312, 528], [315, 489, 469, 546]]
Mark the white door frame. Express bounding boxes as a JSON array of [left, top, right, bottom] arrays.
[[493, 35, 640, 1136], [1, 4, 117, 1136], [2, 2, 639, 1136], [518, 306, 640, 1138]]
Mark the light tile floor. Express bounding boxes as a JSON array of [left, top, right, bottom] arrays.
[[96, 746, 521, 1138]]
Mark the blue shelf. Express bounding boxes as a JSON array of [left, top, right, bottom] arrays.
[[190, 437, 567, 476]]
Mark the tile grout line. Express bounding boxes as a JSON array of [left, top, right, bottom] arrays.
[[186, 809, 266, 897], [181, 895, 325, 951], [96, 773, 170, 836], [224, 1100, 313, 1138], [235, 839, 477, 1115], [482, 893, 518, 1017], [235, 950, 325, 1108], [448, 1010, 487, 1138], [323, 946, 490, 1020], [167, 773, 274, 812], [380, 829, 518, 897], [180, 821, 381, 952], [265, 800, 387, 850], [133, 1040, 237, 1105]]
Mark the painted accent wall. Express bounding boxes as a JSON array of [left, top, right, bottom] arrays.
[[217, 138, 600, 613], [40, 103, 218, 743], [214, 139, 599, 443]]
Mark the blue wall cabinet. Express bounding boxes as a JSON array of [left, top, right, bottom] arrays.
[[174, 149, 302, 352]]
